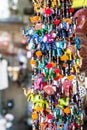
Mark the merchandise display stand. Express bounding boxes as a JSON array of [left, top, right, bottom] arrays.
[[23, 0, 85, 129]]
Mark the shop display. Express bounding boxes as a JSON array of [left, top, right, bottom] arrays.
[[23, 0, 85, 129]]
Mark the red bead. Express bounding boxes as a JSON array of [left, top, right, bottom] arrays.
[[43, 82, 47, 86], [54, 19, 61, 25], [55, 69, 61, 73], [54, 76, 60, 80], [41, 73, 45, 77], [45, 8, 53, 15], [48, 115, 52, 120], [46, 63, 53, 69], [69, 8, 75, 13]]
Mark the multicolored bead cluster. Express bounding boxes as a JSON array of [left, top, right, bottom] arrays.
[[23, 0, 85, 129]]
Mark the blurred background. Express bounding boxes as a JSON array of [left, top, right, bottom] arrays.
[[0, 0, 87, 130], [0, 0, 33, 130]]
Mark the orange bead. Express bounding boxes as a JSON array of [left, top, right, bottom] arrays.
[[62, 63, 68, 68], [61, 55, 69, 61], [64, 107, 71, 114], [32, 112, 38, 120], [68, 75, 75, 80], [59, 74, 64, 78], [30, 60, 36, 65], [51, 62, 57, 67], [36, 107, 43, 112], [63, 18, 72, 24], [36, 51, 42, 57], [30, 16, 41, 23]]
